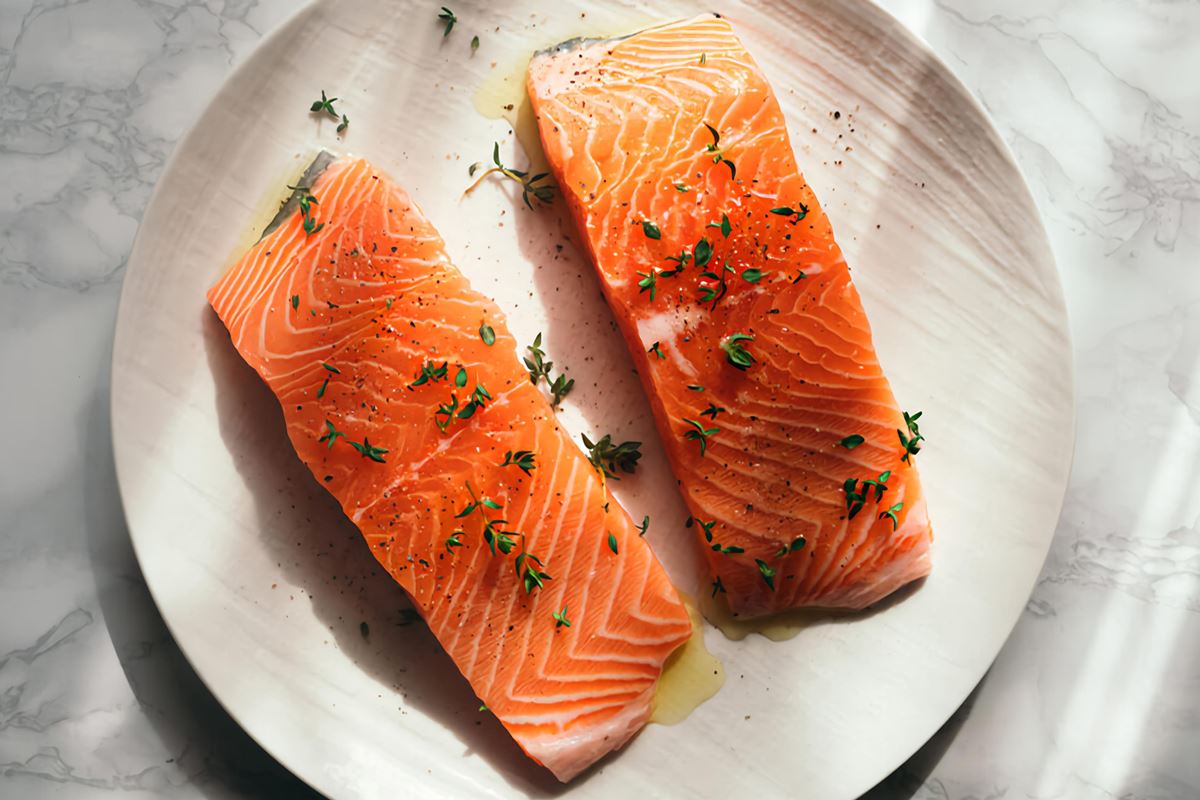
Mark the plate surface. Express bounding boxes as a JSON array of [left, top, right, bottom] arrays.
[[111, 0, 1073, 797]]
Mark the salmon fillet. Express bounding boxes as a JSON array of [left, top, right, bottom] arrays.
[[207, 157, 692, 781], [528, 15, 933, 618]]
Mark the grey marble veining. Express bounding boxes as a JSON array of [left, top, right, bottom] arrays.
[[1, 0, 1196, 798]]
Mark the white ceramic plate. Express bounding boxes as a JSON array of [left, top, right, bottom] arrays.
[[111, 0, 1073, 797]]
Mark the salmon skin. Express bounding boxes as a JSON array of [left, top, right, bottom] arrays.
[[207, 157, 692, 781], [528, 15, 933, 618]]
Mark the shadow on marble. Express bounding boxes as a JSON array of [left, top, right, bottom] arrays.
[[86, 388, 321, 798], [200, 310, 572, 798], [859, 677, 985, 800]]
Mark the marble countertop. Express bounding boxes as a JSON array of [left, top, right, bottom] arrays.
[[1, 0, 1196, 798]]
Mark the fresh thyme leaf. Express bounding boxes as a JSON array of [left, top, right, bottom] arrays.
[[410, 360, 448, 388], [705, 213, 732, 238], [309, 90, 338, 119], [640, 220, 662, 240], [438, 6, 456, 36], [549, 373, 574, 407], [552, 605, 571, 628], [720, 333, 755, 370], [649, 341, 665, 359], [607, 531, 618, 554], [291, 294, 299, 310], [702, 122, 737, 180], [741, 268, 763, 284], [636, 269, 658, 300], [445, 531, 464, 553], [321, 362, 340, 374], [675, 183, 690, 192], [700, 52, 706, 65], [700, 402, 725, 419], [317, 377, 328, 398], [454, 366, 468, 388], [302, 215, 324, 237], [385, 298, 393, 310], [500, 449, 536, 475], [523, 333, 572, 406], [879, 502, 903, 530], [471, 34, 479, 51], [479, 323, 496, 346], [693, 237, 713, 269], [687, 384, 705, 391], [468, 142, 555, 208], [711, 575, 725, 596], [581, 433, 642, 479], [318, 420, 344, 449], [434, 393, 459, 432], [898, 410, 924, 462], [769, 203, 810, 224], [682, 418, 719, 456], [515, 552, 551, 593], [336, 114, 349, 134], [637, 516, 650, 536], [776, 536, 807, 558], [839, 434, 865, 449], [756, 559, 777, 590], [347, 437, 388, 463]]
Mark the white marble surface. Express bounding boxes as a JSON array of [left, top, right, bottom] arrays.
[[0, 0, 1195, 797]]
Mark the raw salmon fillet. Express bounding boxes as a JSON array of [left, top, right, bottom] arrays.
[[207, 157, 692, 781], [529, 16, 933, 618]]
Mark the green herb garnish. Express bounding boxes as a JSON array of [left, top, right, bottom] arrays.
[[317, 377, 329, 398], [523, 333, 574, 406], [456, 382, 491, 420], [839, 434, 865, 450], [879, 502, 903, 530], [291, 295, 300, 310], [479, 323, 496, 346], [775, 536, 807, 558], [336, 114, 349, 134], [471, 35, 480, 51], [682, 418, 718, 456], [703, 122, 737, 180], [741, 268, 763, 284], [700, 402, 725, 419], [552, 605, 571, 628], [636, 269, 658, 300], [309, 90, 338, 119], [302, 215, 324, 237], [410, 360, 448, 388], [720, 333, 755, 370], [318, 420, 344, 449], [347, 437, 388, 463], [769, 202, 810, 224], [711, 576, 725, 596], [438, 6, 456, 36], [582, 434, 642, 479], [898, 410, 924, 462], [607, 531, 619, 554], [515, 551, 551, 593], [707, 213, 732, 238], [454, 366, 468, 388], [434, 394, 459, 432], [675, 183, 690, 192], [649, 342, 665, 359], [755, 559, 777, 590], [465, 143, 554, 209], [640, 220, 662, 240], [637, 516, 650, 537], [445, 532, 464, 553], [500, 449, 536, 475]]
